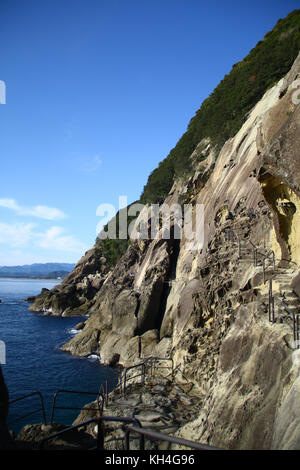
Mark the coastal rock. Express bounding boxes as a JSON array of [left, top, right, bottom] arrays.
[[62, 325, 101, 357], [15, 422, 96, 450], [25, 50, 300, 449], [28, 248, 108, 316], [74, 321, 86, 331]]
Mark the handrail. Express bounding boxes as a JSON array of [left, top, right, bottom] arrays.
[[268, 278, 275, 323], [98, 368, 122, 409], [39, 418, 99, 450], [143, 357, 174, 380], [225, 228, 280, 283], [123, 362, 146, 395], [39, 415, 222, 451], [8, 391, 47, 426], [125, 425, 223, 451], [225, 228, 299, 348], [173, 364, 194, 391], [268, 277, 300, 349], [295, 314, 300, 349], [99, 415, 144, 450], [122, 357, 174, 396], [50, 389, 102, 425], [39, 415, 144, 450]]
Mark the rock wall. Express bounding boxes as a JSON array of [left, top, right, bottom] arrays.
[[28, 53, 300, 449]]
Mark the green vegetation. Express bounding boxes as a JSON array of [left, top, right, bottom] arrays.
[[140, 10, 300, 204], [95, 10, 300, 267], [96, 238, 130, 268], [95, 202, 138, 267]]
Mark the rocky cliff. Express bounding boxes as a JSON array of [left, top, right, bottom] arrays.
[[27, 40, 300, 449]]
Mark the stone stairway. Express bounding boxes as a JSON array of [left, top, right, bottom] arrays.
[[222, 228, 300, 348], [270, 267, 300, 347]]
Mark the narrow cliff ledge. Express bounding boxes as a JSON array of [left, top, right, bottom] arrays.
[[27, 49, 300, 449]]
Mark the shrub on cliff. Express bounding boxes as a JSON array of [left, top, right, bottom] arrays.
[[95, 10, 300, 268], [140, 10, 300, 204]]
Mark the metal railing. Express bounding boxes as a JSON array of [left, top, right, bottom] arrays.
[[225, 227, 300, 348], [268, 278, 275, 323], [224, 228, 276, 278], [38, 416, 222, 450], [38, 415, 143, 450], [143, 357, 174, 380], [39, 418, 99, 450], [97, 415, 144, 450], [293, 313, 300, 348], [125, 425, 222, 451], [50, 389, 102, 424], [268, 278, 300, 349], [123, 362, 146, 395], [98, 368, 122, 411], [173, 364, 194, 392], [8, 391, 47, 426], [122, 357, 174, 396]]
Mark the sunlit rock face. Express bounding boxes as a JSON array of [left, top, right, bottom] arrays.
[[29, 53, 300, 449]]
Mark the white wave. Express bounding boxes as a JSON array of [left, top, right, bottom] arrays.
[[67, 328, 79, 335], [87, 354, 99, 361]]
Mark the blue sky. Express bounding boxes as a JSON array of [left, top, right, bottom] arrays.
[[0, 0, 298, 265]]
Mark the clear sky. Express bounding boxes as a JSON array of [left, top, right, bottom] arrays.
[[0, 0, 298, 266]]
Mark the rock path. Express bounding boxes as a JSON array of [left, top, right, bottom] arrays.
[[74, 373, 202, 450]]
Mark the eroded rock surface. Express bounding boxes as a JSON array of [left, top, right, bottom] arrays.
[[24, 53, 300, 449]]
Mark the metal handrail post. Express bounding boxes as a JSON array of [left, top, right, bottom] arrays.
[[296, 313, 300, 349], [105, 380, 108, 406], [9, 391, 47, 426], [50, 389, 101, 425], [50, 392, 58, 424], [96, 419, 104, 449], [268, 279, 272, 322], [39, 418, 99, 450], [123, 371, 127, 396], [293, 313, 296, 348]]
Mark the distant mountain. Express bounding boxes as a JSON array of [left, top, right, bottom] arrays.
[[0, 263, 76, 279]]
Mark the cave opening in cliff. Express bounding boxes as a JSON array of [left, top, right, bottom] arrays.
[[258, 171, 300, 265]]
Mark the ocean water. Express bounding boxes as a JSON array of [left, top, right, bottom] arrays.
[[0, 278, 118, 434]]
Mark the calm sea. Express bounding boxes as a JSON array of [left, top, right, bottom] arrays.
[[0, 278, 117, 434]]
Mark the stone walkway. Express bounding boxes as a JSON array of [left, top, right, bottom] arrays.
[[12, 364, 203, 450], [74, 372, 202, 450]]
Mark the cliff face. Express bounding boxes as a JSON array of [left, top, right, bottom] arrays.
[[29, 53, 300, 449]]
